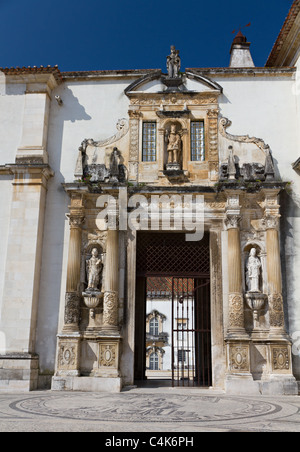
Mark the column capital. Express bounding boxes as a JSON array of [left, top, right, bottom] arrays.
[[225, 214, 242, 230], [262, 214, 280, 231]]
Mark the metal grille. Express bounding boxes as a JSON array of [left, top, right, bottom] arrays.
[[136, 232, 210, 277], [191, 121, 205, 161], [142, 121, 156, 162], [172, 277, 211, 387]]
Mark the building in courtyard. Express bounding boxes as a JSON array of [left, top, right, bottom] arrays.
[[1, 1, 300, 394]]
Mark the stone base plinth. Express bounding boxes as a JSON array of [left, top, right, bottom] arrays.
[[51, 376, 122, 393], [225, 375, 298, 395], [225, 375, 260, 395], [0, 353, 39, 392]]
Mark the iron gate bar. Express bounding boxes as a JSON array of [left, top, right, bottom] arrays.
[[171, 276, 212, 388]]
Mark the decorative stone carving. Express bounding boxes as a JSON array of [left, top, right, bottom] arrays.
[[56, 338, 80, 375], [262, 215, 279, 230], [99, 344, 117, 367], [246, 248, 261, 293], [219, 117, 276, 181], [165, 123, 182, 169], [245, 292, 267, 330], [272, 346, 290, 371], [86, 248, 103, 292], [64, 293, 81, 326], [225, 214, 242, 229], [166, 46, 181, 78], [83, 147, 127, 184], [227, 146, 237, 180], [103, 290, 119, 327], [229, 344, 250, 372], [228, 294, 244, 329], [269, 293, 284, 328], [219, 117, 270, 152], [58, 343, 76, 368]]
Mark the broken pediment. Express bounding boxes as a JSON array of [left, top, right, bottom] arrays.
[[218, 116, 276, 181], [124, 70, 223, 96]]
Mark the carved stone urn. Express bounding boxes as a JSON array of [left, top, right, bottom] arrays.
[[83, 291, 103, 330], [245, 292, 267, 330]]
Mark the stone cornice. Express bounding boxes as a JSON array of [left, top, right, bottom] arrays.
[[187, 67, 296, 77], [0, 65, 63, 88]]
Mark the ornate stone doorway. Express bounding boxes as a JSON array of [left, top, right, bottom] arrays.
[[134, 232, 212, 387]]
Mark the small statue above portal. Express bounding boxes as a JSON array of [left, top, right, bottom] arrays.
[[165, 123, 182, 168], [246, 248, 261, 293], [166, 46, 181, 78], [86, 248, 103, 292]]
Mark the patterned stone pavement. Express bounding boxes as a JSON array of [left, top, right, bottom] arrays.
[[0, 385, 299, 433]]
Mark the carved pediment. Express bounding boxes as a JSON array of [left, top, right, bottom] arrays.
[[125, 70, 223, 96]]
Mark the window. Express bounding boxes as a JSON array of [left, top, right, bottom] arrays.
[[191, 121, 205, 161], [149, 317, 159, 336], [177, 321, 187, 341], [149, 352, 159, 370], [178, 349, 187, 362], [142, 122, 156, 161]]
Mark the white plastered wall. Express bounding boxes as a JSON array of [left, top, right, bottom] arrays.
[[35, 78, 133, 374], [214, 73, 300, 380]]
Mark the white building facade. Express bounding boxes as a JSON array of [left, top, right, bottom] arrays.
[[0, 1, 300, 394]]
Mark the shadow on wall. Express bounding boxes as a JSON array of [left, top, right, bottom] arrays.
[[280, 189, 300, 381], [35, 86, 92, 382]]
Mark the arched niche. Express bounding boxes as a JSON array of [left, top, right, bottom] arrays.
[[243, 241, 266, 295]]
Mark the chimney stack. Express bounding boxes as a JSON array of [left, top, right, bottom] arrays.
[[229, 31, 255, 67]]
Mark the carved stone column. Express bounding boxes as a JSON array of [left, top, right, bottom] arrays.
[[262, 190, 286, 334], [225, 192, 246, 337], [257, 190, 298, 394], [103, 229, 119, 333], [63, 193, 85, 333], [53, 192, 85, 382], [224, 192, 253, 392]]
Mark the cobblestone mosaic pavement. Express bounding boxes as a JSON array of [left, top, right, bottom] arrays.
[[0, 386, 299, 432]]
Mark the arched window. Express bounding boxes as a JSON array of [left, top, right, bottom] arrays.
[[149, 352, 159, 370], [149, 317, 159, 336]]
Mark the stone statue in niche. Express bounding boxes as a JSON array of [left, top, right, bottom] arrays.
[[165, 123, 182, 169], [109, 147, 121, 182], [246, 248, 262, 293], [86, 248, 103, 292], [166, 46, 181, 78]]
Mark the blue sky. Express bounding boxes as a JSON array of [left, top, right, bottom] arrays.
[[0, 0, 293, 72]]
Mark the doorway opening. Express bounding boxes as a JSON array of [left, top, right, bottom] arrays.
[[134, 232, 212, 387]]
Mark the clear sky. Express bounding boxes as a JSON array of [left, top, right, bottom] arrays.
[[0, 0, 293, 72]]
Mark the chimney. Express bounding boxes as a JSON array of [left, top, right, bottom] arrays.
[[229, 31, 255, 67]]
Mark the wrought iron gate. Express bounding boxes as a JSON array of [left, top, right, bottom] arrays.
[[171, 277, 211, 387], [135, 232, 212, 386]]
